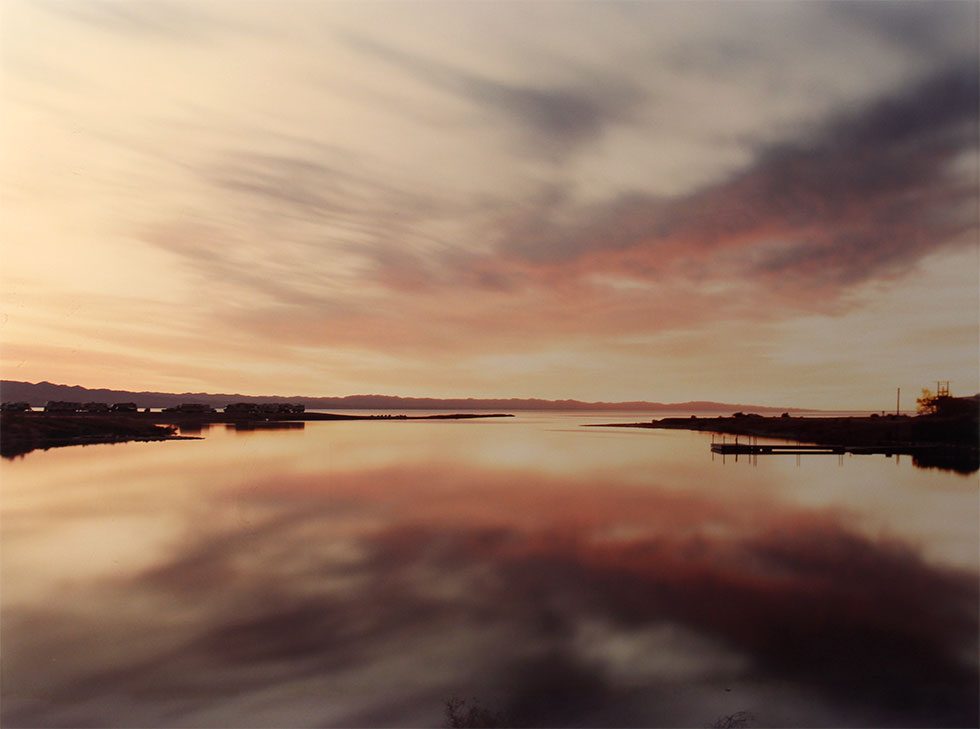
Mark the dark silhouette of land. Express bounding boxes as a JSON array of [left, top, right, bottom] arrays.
[[0, 414, 196, 458], [0, 379, 810, 413], [590, 396, 980, 473]]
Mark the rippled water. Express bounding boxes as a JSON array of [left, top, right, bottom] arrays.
[[2, 412, 977, 727]]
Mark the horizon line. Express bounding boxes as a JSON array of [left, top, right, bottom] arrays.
[[0, 378, 896, 412]]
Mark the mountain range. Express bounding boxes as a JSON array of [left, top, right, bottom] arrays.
[[0, 380, 809, 413]]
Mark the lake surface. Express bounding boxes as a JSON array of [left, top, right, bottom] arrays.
[[2, 412, 977, 727]]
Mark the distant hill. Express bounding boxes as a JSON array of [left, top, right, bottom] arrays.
[[0, 379, 810, 413]]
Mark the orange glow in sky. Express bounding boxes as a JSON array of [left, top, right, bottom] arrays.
[[1, 1, 977, 409]]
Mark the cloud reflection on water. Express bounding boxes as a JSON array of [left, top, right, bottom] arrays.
[[2, 463, 977, 727]]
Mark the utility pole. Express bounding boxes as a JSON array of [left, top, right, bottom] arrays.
[[896, 387, 900, 416]]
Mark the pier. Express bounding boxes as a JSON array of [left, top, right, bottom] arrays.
[[712, 443, 844, 455], [710, 439, 932, 458]]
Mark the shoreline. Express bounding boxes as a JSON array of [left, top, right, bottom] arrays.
[[1, 414, 193, 459], [587, 412, 979, 473], [586, 412, 978, 443]]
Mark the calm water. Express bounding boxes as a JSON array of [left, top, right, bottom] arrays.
[[2, 412, 977, 727]]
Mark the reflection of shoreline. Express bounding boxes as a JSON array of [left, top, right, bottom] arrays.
[[0, 412, 513, 458], [227, 421, 306, 432], [175, 421, 309, 435]]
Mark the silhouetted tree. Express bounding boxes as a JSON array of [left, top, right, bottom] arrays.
[[916, 388, 938, 415], [915, 389, 973, 417]]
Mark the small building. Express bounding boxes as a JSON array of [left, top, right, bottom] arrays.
[[44, 401, 82, 413], [225, 403, 259, 415], [110, 402, 139, 413], [224, 402, 305, 416], [162, 403, 216, 414]]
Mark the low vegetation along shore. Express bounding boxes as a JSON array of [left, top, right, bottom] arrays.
[[0, 407, 514, 459]]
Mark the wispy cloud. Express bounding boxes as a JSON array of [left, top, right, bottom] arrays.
[[341, 33, 645, 162], [35, 0, 224, 41]]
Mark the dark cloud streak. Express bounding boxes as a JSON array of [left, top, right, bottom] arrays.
[[488, 60, 978, 293], [341, 33, 644, 161], [828, 0, 979, 62]]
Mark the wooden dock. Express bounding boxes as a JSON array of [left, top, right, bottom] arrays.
[[712, 443, 842, 455], [710, 442, 931, 457]]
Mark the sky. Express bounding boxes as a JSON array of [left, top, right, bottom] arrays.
[[1, 0, 977, 409]]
